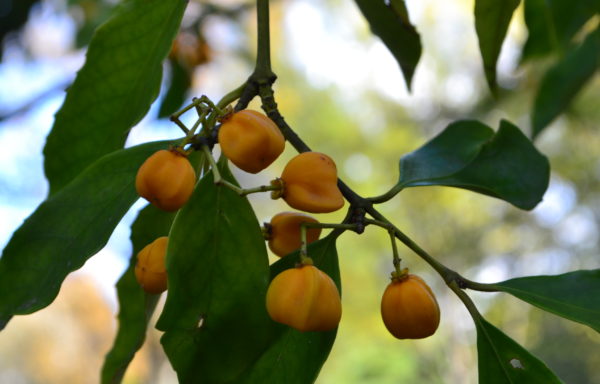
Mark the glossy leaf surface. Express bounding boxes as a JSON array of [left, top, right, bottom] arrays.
[[532, 27, 599, 138], [476, 317, 562, 383], [0, 140, 173, 330], [101, 205, 176, 384], [493, 269, 600, 333], [474, 0, 520, 92], [397, 120, 550, 210], [43, 0, 187, 194], [156, 162, 274, 383], [353, 0, 421, 89]]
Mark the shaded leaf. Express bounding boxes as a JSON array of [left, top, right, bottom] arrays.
[[353, 0, 421, 89], [158, 58, 192, 118], [156, 162, 274, 383], [532, 27, 599, 138], [0, 139, 174, 330], [240, 233, 342, 384], [101, 205, 176, 384], [521, 0, 598, 60], [492, 269, 600, 333], [398, 120, 550, 210], [43, 0, 187, 195], [476, 317, 562, 383], [474, 0, 520, 92]]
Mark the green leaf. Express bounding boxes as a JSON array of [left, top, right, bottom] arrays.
[[532, 27, 600, 138], [353, 0, 422, 89], [493, 269, 600, 333], [474, 0, 520, 92], [0, 139, 174, 330], [156, 162, 274, 383], [476, 317, 562, 383], [521, 0, 598, 61], [158, 58, 192, 118], [397, 120, 550, 210], [239, 233, 342, 384], [43, 0, 187, 195], [101, 205, 176, 384]]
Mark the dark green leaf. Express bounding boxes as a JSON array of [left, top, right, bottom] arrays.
[[43, 0, 187, 195], [492, 269, 600, 333], [101, 205, 176, 384], [398, 120, 550, 210], [521, 0, 598, 60], [156, 162, 274, 383], [353, 0, 421, 89], [158, 58, 192, 118], [532, 27, 599, 138], [240, 233, 342, 384], [476, 317, 562, 383], [474, 0, 520, 92], [0, 139, 174, 330]]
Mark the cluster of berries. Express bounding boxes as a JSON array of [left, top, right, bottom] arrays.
[[133, 108, 440, 339]]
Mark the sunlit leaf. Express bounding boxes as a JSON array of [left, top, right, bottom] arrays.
[[476, 317, 562, 383], [493, 269, 600, 333], [101, 205, 176, 384], [521, 0, 597, 60], [474, 0, 520, 92], [353, 0, 422, 89], [156, 162, 274, 383], [532, 27, 599, 138], [240, 233, 342, 384], [397, 120, 550, 210], [0, 140, 173, 330], [43, 0, 187, 195], [158, 58, 192, 118]]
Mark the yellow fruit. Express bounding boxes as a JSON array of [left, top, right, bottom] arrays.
[[277, 152, 344, 213], [218, 110, 285, 173], [267, 212, 321, 257], [135, 237, 169, 294], [266, 264, 341, 331], [380, 274, 440, 339], [135, 149, 196, 211]]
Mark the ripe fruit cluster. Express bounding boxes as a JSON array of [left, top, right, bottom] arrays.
[[132, 106, 439, 340]]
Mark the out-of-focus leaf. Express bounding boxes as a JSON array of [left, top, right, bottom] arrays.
[[240, 233, 342, 384], [43, 0, 187, 195], [396, 120, 550, 210], [474, 0, 520, 92], [521, 0, 598, 60], [0, 139, 174, 330], [0, 0, 39, 59], [156, 162, 274, 383], [532, 27, 599, 138], [158, 58, 192, 118], [353, 0, 421, 89], [492, 269, 600, 333], [476, 317, 562, 383], [100, 205, 176, 384]]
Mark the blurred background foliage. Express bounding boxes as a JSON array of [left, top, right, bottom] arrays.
[[0, 0, 598, 383]]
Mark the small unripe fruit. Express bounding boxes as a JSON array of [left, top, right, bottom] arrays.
[[135, 237, 169, 294], [267, 212, 321, 257], [277, 152, 344, 213], [266, 264, 341, 332], [135, 149, 196, 211], [380, 274, 440, 339], [218, 110, 285, 173]]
